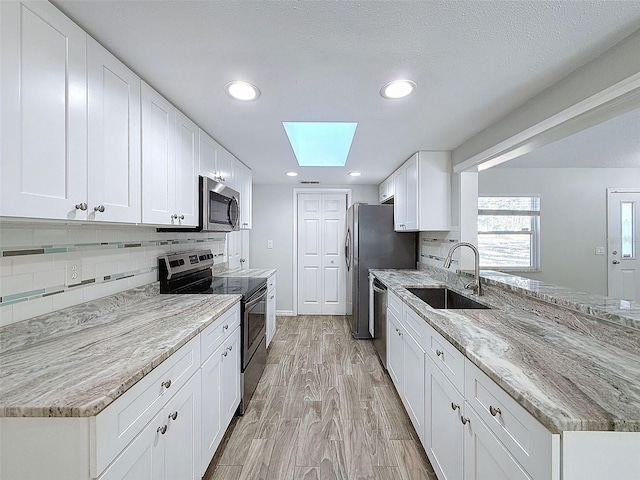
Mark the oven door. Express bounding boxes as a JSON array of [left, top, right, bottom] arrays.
[[243, 284, 267, 369], [202, 177, 240, 232]]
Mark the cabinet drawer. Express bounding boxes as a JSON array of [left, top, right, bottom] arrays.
[[95, 335, 200, 475], [402, 306, 429, 350], [267, 274, 276, 292], [426, 326, 465, 393], [465, 359, 553, 480], [388, 290, 402, 318], [200, 303, 240, 364]]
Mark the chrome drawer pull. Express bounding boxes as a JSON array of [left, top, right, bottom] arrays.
[[75, 203, 87, 211], [157, 425, 167, 435], [227, 346, 233, 351], [451, 403, 460, 411], [436, 349, 444, 357], [460, 416, 471, 425], [94, 205, 105, 213], [489, 405, 502, 416], [169, 411, 178, 421], [223, 324, 229, 330], [161, 379, 172, 389], [222, 351, 228, 357]]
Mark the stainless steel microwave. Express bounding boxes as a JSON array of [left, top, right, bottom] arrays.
[[200, 176, 240, 232]]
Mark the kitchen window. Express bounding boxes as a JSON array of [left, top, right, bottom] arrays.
[[478, 196, 540, 271]]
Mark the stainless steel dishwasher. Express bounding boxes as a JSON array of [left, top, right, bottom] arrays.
[[372, 277, 388, 369]]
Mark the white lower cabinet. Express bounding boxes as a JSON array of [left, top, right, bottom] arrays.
[[385, 288, 559, 480], [99, 372, 201, 480], [266, 274, 277, 347]]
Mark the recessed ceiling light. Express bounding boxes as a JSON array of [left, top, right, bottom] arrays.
[[286, 171, 298, 177], [348, 172, 362, 177], [225, 81, 260, 101], [380, 80, 416, 99]]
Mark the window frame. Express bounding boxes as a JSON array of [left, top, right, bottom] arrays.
[[477, 196, 541, 272]]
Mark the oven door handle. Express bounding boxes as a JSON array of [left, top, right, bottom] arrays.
[[245, 286, 267, 307]]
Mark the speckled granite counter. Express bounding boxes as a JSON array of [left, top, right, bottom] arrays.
[[0, 284, 240, 418], [217, 268, 276, 278], [370, 268, 640, 434]]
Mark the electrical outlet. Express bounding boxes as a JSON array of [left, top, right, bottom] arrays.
[[267, 240, 273, 249], [595, 246, 605, 256], [66, 260, 82, 286]]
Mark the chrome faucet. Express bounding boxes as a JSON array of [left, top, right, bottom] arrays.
[[443, 242, 482, 296]]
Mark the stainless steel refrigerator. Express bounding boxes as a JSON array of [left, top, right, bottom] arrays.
[[345, 203, 417, 339]]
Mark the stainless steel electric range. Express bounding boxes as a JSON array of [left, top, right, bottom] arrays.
[[158, 250, 267, 414]]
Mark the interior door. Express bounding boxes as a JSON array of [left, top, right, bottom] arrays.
[[608, 190, 640, 301], [297, 192, 347, 315]]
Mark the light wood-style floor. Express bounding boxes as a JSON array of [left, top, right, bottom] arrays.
[[204, 315, 437, 480]]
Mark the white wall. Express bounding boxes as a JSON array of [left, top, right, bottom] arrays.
[[453, 29, 640, 167], [250, 184, 379, 314], [478, 167, 640, 296]]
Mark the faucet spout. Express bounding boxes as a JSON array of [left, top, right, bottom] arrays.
[[442, 242, 482, 296]]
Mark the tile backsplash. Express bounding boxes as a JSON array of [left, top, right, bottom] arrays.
[[0, 223, 227, 327], [419, 229, 460, 268]]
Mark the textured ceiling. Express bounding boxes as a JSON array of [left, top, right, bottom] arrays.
[[53, 0, 640, 184], [496, 106, 640, 168]]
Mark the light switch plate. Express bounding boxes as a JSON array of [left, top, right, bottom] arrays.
[[267, 240, 273, 249]]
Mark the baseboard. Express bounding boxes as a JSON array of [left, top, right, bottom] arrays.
[[276, 310, 295, 316]]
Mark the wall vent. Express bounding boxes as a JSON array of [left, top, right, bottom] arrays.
[[299, 181, 320, 184]]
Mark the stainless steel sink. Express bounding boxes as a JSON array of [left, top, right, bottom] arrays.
[[407, 287, 490, 310]]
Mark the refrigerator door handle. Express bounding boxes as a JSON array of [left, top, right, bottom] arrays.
[[345, 229, 351, 271]]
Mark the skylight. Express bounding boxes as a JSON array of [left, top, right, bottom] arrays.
[[283, 122, 357, 167]]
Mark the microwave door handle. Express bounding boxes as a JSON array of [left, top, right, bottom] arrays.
[[228, 197, 240, 229]]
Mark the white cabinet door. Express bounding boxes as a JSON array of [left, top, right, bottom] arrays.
[[379, 175, 394, 203], [200, 343, 224, 476], [216, 147, 235, 188], [227, 231, 242, 270], [387, 309, 404, 391], [464, 405, 532, 480], [87, 37, 141, 223], [199, 129, 218, 181], [174, 111, 199, 226], [266, 275, 277, 347], [393, 168, 406, 230], [425, 356, 465, 480], [238, 162, 253, 229], [403, 331, 426, 444], [221, 327, 241, 425], [1, 0, 87, 220], [141, 82, 176, 225], [98, 411, 166, 480], [164, 373, 201, 480], [403, 156, 419, 230]]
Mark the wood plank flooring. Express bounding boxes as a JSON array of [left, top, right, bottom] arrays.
[[204, 315, 437, 480]]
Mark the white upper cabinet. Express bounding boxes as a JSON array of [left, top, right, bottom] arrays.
[[198, 131, 238, 189], [141, 82, 198, 227], [199, 129, 219, 182], [393, 151, 451, 232], [216, 147, 237, 189], [379, 174, 394, 204], [1, 1, 87, 220], [141, 82, 176, 225], [87, 37, 141, 223], [237, 162, 252, 229], [175, 111, 199, 226]]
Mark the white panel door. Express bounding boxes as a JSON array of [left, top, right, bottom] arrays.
[[174, 111, 199, 226], [608, 190, 640, 301], [297, 193, 347, 315], [141, 82, 175, 225], [1, 1, 87, 220], [87, 37, 141, 223]]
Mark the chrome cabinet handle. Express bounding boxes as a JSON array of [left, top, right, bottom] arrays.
[[227, 345, 233, 351], [436, 349, 444, 357], [489, 405, 502, 416], [75, 203, 87, 211], [222, 351, 228, 357], [161, 379, 172, 389], [451, 403, 460, 411], [169, 411, 178, 421], [612, 260, 620, 265], [157, 425, 167, 435], [179, 214, 184, 220], [460, 416, 471, 425], [94, 205, 105, 213], [171, 214, 178, 220], [223, 324, 229, 330]]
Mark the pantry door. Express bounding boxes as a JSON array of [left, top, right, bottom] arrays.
[[297, 192, 347, 315], [608, 189, 640, 302]]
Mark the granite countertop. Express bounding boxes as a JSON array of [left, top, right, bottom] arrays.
[[370, 268, 640, 434], [216, 268, 276, 279], [0, 284, 241, 418]]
